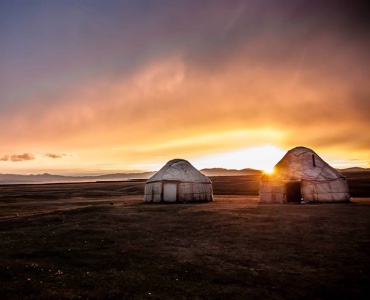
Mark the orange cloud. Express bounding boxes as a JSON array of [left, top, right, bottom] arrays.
[[44, 153, 68, 159], [9, 153, 35, 162], [0, 155, 10, 161]]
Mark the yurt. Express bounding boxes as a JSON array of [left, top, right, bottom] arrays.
[[259, 147, 350, 204], [145, 159, 213, 203]]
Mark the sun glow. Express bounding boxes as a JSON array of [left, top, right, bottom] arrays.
[[191, 145, 285, 172], [263, 166, 275, 174]]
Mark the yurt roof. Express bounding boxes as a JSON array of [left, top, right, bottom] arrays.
[[262, 146, 345, 181], [146, 159, 211, 183]]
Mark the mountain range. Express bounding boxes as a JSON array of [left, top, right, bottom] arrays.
[[0, 172, 155, 185], [0, 167, 368, 184], [337, 167, 370, 173], [0, 168, 262, 184]]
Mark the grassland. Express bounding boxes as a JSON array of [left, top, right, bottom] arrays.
[[0, 173, 369, 299]]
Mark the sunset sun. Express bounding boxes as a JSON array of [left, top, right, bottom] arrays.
[[191, 145, 285, 172]]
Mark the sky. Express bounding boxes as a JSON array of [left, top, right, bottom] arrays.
[[0, 0, 369, 175]]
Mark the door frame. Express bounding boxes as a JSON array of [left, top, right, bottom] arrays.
[[161, 180, 180, 202], [285, 180, 302, 203]]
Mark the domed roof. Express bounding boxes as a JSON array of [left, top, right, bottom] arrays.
[[146, 159, 211, 183], [265, 146, 345, 181]]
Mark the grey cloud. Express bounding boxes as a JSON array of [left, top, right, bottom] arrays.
[[0, 0, 369, 156]]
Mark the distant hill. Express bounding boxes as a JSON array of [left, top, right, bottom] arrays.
[[338, 167, 370, 173], [0, 168, 264, 184], [200, 168, 263, 176], [1, 165, 367, 184], [0, 172, 155, 185]]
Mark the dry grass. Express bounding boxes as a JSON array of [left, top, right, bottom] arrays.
[[0, 175, 369, 299]]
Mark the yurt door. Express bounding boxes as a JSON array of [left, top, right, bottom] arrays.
[[285, 181, 302, 203], [163, 182, 178, 202]]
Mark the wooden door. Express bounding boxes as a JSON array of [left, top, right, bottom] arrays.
[[163, 183, 177, 202]]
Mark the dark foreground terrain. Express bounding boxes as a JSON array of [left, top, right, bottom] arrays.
[[0, 173, 369, 299]]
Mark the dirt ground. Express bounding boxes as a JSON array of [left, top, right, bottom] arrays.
[[0, 174, 369, 299]]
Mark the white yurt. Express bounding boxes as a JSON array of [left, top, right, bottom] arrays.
[[259, 146, 350, 203], [145, 159, 213, 203]]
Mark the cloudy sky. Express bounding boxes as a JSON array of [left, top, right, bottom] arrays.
[[1, 0, 369, 175]]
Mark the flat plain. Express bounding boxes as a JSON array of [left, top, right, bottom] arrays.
[[0, 173, 369, 299]]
